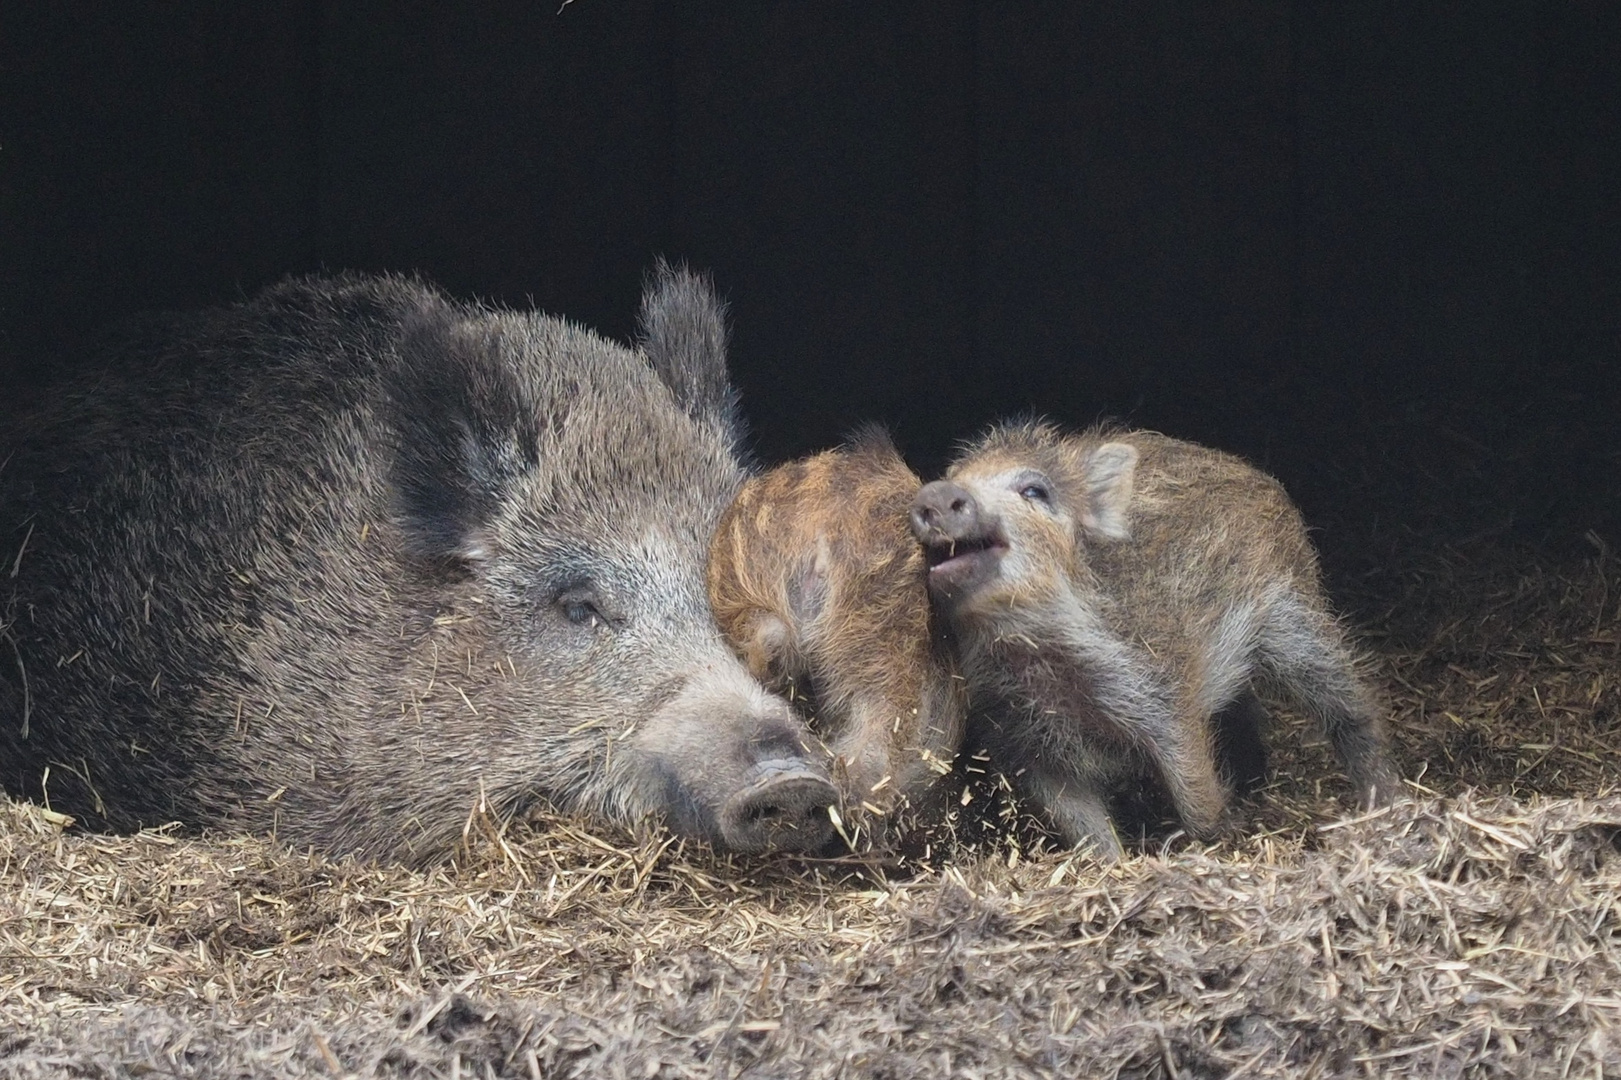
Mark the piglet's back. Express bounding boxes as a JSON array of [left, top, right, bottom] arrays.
[[1080, 429, 1324, 634]]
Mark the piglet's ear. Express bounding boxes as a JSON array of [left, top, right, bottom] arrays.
[[1080, 442, 1138, 541], [637, 260, 741, 439], [786, 534, 833, 624]]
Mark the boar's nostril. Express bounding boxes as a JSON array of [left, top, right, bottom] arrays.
[[743, 801, 785, 825]]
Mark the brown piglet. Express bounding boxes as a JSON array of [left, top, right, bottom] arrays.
[[911, 421, 1400, 860], [709, 430, 966, 836]]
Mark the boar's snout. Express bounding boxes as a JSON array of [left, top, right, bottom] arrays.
[[719, 757, 838, 854], [636, 665, 837, 855]]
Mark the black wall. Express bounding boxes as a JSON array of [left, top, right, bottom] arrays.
[[3, 3, 1616, 542]]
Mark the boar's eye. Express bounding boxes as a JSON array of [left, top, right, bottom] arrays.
[[1018, 481, 1052, 504], [562, 599, 599, 626], [555, 588, 610, 631]]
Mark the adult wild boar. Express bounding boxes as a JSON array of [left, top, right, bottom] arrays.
[[0, 267, 838, 862], [911, 421, 1400, 860]]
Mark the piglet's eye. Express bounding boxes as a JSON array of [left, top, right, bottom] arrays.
[[1019, 483, 1051, 503]]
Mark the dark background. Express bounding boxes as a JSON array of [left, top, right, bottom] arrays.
[[3, 2, 1617, 558]]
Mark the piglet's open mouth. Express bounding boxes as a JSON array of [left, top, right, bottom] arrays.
[[922, 530, 1007, 597]]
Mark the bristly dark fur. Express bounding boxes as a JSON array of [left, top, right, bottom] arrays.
[[636, 260, 741, 445], [388, 310, 547, 564]]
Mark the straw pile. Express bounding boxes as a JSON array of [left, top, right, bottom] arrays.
[[3, 537, 1618, 1078]]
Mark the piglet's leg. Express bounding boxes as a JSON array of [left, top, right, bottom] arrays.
[[1257, 594, 1400, 807], [1068, 626, 1231, 839], [821, 618, 959, 814], [1135, 702, 1232, 839]]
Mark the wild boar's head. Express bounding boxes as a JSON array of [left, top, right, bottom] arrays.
[[376, 265, 838, 858], [0, 267, 837, 863]]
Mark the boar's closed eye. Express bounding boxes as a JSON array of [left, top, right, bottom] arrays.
[[555, 587, 613, 630]]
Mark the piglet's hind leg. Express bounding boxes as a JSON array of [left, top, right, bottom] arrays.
[[1258, 594, 1400, 807]]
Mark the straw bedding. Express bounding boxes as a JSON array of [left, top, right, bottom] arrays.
[[3, 518, 1618, 1077]]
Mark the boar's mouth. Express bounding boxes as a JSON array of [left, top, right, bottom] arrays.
[[922, 527, 1007, 600]]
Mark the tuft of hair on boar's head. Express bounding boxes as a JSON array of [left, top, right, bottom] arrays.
[[911, 420, 1401, 861], [0, 263, 838, 863], [707, 428, 967, 844]]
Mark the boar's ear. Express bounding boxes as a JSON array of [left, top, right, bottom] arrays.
[[637, 259, 742, 439], [843, 421, 900, 458], [1079, 442, 1138, 541], [387, 308, 542, 564]]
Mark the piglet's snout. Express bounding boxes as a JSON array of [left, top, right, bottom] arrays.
[[911, 480, 982, 545]]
